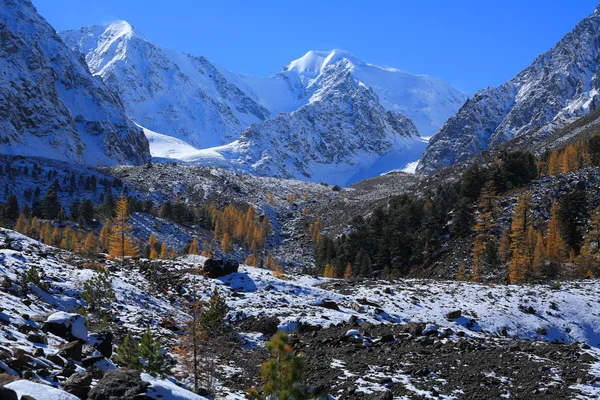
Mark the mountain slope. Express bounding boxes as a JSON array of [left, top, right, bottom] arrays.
[[60, 21, 271, 148], [227, 60, 425, 185], [60, 24, 466, 182], [242, 49, 469, 138], [0, 0, 150, 166], [418, 3, 600, 173]]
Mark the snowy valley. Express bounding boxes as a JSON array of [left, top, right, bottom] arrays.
[[4, 0, 600, 399]]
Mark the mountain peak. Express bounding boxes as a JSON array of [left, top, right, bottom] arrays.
[[282, 49, 363, 77]]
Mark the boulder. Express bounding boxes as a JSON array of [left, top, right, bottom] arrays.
[[88, 332, 113, 358], [0, 387, 18, 400], [223, 259, 239, 275], [400, 322, 426, 336], [87, 369, 150, 400], [26, 333, 46, 344], [317, 301, 339, 311], [445, 310, 462, 320], [238, 316, 279, 336], [42, 312, 87, 341], [64, 372, 93, 399], [82, 355, 106, 368], [59, 341, 82, 361]]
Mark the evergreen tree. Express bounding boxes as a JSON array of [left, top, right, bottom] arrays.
[[21, 203, 31, 219], [139, 326, 172, 376], [114, 332, 141, 369], [248, 331, 310, 400], [557, 189, 588, 254], [80, 198, 94, 223], [5, 195, 19, 221], [42, 190, 61, 220], [451, 197, 474, 238], [199, 288, 230, 338]]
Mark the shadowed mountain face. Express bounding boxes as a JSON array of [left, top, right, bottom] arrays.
[[418, 4, 600, 174], [0, 0, 150, 166]]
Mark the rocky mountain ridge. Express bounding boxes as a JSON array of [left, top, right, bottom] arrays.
[[0, 0, 150, 166], [60, 24, 466, 184], [418, 3, 600, 173]]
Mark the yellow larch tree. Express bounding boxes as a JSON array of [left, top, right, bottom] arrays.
[[546, 200, 566, 270], [82, 232, 99, 255], [548, 151, 562, 176], [188, 237, 199, 255], [343, 263, 353, 279], [14, 214, 29, 236], [561, 144, 578, 173], [109, 194, 139, 260], [509, 193, 533, 283], [99, 220, 112, 251]]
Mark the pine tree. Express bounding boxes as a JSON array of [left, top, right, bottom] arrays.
[[248, 331, 309, 400], [5, 195, 19, 221], [139, 326, 171, 376], [199, 288, 230, 338], [149, 247, 159, 259], [109, 195, 139, 260], [42, 190, 61, 220], [114, 332, 141, 369]]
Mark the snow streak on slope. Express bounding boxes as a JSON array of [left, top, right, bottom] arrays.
[[0, 1, 150, 166], [418, 3, 600, 173]]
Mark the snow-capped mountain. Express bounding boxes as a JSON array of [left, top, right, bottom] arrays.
[[417, 3, 600, 174], [0, 0, 150, 166], [60, 21, 271, 148], [225, 60, 427, 185], [60, 23, 466, 183], [259, 49, 469, 137]]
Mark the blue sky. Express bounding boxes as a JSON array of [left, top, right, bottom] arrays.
[[34, 0, 597, 93]]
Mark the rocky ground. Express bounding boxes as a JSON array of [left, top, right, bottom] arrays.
[[1, 227, 600, 399]]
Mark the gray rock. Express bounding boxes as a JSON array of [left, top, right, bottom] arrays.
[[87, 369, 150, 400]]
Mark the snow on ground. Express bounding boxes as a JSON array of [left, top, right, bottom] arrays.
[[176, 255, 600, 348], [143, 373, 210, 400], [2, 228, 600, 398], [5, 380, 80, 399]]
